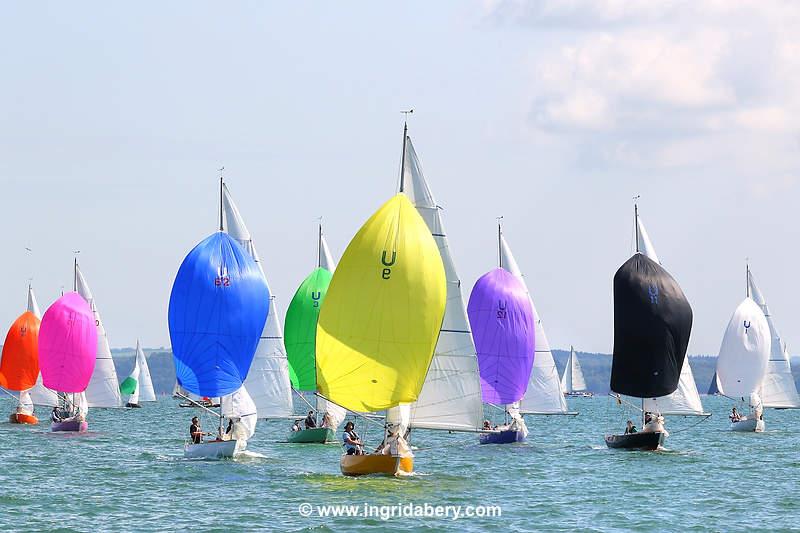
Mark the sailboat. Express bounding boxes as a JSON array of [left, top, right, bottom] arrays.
[[119, 340, 157, 408], [315, 152, 447, 476], [605, 206, 694, 450], [716, 264, 771, 432], [469, 223, 536, 444], [221, 180, 294, 420], [75, 261, 122, 408], [39, 292, 98, 432], [284, 224, 345, 443], [393, 124, 485, 441], [498, 231, 573, 416], [707, 372, 721, 395], [168, 179, 270, 459], [635, 207, 708, 418], [0, 285, 45, 424], [747, 268, 800, 409], [561, 347, 591, 398]]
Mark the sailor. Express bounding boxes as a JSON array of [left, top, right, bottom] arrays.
[[730, 407, 741, 422], [304, 410, 317, 429], [482, 420, 493, 431], [291, 420, 301, 432], [624, 420, 637, 434], [342, 421, 363, 455], [190, 416, 204, 444]]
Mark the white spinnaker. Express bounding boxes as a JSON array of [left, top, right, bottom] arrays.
[[25, 286, 58, 407], [500, 233, 568, 414], [636, 214, 705, 415], [126, 355, 142, 405], [400, 136, 484, 431], [76, 264, 122, 408], [221, 386, 258, 441], [135, 340, 156, 402], [748, 270, 800, 408], [716, 297, 770, 399], [223, 183, 293, 418]]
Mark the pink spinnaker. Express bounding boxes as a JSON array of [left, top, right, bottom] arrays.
[[39, 292, 97, 393]]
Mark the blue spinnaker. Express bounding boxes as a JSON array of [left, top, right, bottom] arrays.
[[168, 231, 270, 398]]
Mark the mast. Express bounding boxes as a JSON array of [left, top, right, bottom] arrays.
[[633, 196, 641, 254], [746, 260, 750, 298], [497, 218, 503, 269], [218, 170, 224, 232], [317, 221, 323, 269], [72, 251, 80, 292], [398, 109, 413, 193]]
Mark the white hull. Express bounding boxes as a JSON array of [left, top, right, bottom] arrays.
[[730, 418, 765, 433], [183, 439, 239, 459]]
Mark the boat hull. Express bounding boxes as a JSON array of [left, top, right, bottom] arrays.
[[288, 427, 335, 444], [730, 418, 765, 432], [479, 429, 526, 445], [605, 431, 665, 450], [51, 420, 88, 432], [184, 439, 238, 459], [9, 413, 38, 425], [126, 402, 142, 408], [340, 454, 413, 476], [564, 392, 593, 398]]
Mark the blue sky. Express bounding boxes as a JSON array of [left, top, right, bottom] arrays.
[[0, 1, 797, 355]]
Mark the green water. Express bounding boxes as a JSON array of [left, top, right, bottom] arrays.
[[1, 395, 797, 532]]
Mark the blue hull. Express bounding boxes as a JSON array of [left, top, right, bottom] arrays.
[[479, 429, 525, 445]]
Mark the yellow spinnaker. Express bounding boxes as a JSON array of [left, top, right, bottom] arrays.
[[315, 193, 446, 412]]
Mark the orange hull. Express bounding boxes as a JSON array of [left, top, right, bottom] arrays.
[[9, 413, 38, 425], [340, 454, 413, 476]]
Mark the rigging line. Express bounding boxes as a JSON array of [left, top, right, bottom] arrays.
[[667, 413, 712, 434]]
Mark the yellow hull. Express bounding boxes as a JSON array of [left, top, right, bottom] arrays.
[[340, 454, 413, 476]]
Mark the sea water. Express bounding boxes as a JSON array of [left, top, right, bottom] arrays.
[[0, 395, 797, 532]]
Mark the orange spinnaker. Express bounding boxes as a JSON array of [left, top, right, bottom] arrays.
[[0, 311, 41, 391]]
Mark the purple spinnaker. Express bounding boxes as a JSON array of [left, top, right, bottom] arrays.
[[467, 268, 535, 404]]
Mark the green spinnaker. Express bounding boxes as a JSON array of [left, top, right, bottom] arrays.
[[284, 267, 332, 391], [119, 376, 137, 395]]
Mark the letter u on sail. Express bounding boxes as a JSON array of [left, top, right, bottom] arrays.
[[315, 193, 446, 413]]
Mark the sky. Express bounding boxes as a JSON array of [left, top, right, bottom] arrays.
[[0, 1, 798, 355]]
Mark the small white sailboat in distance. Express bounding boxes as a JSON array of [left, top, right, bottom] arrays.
[[119, 340, 156, 408], [716, 263, 770, 432], [747, 268, 800, 409], [561, 347, 591, 398]]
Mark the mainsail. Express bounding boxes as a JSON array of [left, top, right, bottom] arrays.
[[747, 269, 800, 408], [223, 183, 293, 418], [716, 297, 770, 399], [611, 254, 693, 398], [499, 233, 568, 414], [635, 211, 706, 415], [25, 287, 58, 406], [560, 347, 588, 394], [468, 267, 536, 405], [400, 135, 484, 431], [76, 263, 122, 408], [315, 193, 446, 412]]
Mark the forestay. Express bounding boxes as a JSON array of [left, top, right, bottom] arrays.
[[76, 264, 122, 408], [223, 183, 294, 418], [716, 297, 770, 399], [499, 234, 568, 415], [401, 136, 484, 431], [747, 270, 800, 408]]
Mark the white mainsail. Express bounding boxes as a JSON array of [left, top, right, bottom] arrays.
[[560, 347, 588, 393], [25, 286, 58, 407], [222, 183, 293, 418], [135, 340, 157, 402], [401, 134, 484, 431], [636, 210, 706, 415], [747, 269, 800, 408], [499, 232, 569, 414], [716, 297, 770, 399], [319, 230, 337, 272], [127, 355, 142, 405], [76, 263, 122, 408]]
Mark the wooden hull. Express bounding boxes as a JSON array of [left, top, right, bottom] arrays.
[[9, 413, 38, 425], [184, 439, 238, 459], [479, 429, 526, 445], [730, 418, 765, 432], [288, 427, 335, 444], [340, 454, 413, 476], [51, 420, 88, 432], [605, 431, 665, 450]]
